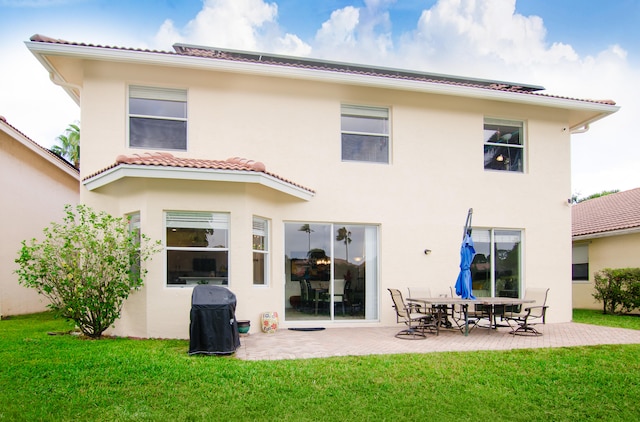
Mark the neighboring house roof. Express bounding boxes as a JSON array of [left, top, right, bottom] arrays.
[[0, 115, 79, 179], [83, 152, 315, 201], [26, 34, 619, 131], [572, 188, 640, 239]]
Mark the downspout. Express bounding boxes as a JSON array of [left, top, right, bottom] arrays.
[[570, 124, 590, 134]]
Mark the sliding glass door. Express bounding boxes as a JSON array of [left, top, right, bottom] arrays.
[[284, 222, 378, 322], [471, 229, 522, 298]]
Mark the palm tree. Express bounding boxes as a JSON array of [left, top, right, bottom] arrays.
[[336, 227, 352, 263], [51, 123, 80, 168], [299, 224, 314, 251]]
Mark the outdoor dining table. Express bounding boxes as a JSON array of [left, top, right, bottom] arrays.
[[407, 296, 535, 336]]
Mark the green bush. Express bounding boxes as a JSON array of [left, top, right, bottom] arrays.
[[592, 268, 640, 314], [15, 204, 161, 338]]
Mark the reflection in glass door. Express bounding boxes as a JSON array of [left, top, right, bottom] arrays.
[[284, 222, 378, 322], [471, 229, 522, 298]]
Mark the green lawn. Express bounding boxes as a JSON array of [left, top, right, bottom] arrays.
[[1, 311, 639, 421], [573, 308, 640, 330]]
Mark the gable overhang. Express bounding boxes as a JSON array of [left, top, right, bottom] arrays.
[[26, 41, 620, 130], [83, 164, 315, 201], [0, 118, 79, 179], [572, 226, 640, 242]]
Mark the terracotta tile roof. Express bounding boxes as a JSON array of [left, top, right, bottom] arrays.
[[83, 151, 315, 194], [28, 34, 616, 106], [0, 115, 79, 172], [572, 188, 640, 237]]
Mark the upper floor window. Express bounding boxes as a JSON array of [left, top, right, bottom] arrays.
[[341, 105, 389, 163], [483, 118, 524, 172], [252, 217, 269, 286], [129, 86, 187, 150]]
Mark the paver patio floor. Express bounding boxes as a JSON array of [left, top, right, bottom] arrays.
[[234, 322, 640, 360]]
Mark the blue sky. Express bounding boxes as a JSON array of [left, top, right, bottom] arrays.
[[1, 0, 639, 196]]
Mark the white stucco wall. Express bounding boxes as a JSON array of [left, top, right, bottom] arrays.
[[71, 60, 576, 338]]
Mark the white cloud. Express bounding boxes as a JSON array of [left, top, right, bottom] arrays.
[[151, 0, 310, 55], [315, 6, 360, 49], [313, 1, 394, 63], [153, 19, 184, 50], [4, 0, 635, 193], [0, 43, 78, 148]]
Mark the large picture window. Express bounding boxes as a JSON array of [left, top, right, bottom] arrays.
[[341, 105, 389, 163], [165, 211, 229, 286], [483, 118, 524, 172], [129, 86, 187, 150], [253, 217, 269, 285], [471, 229, 522, 298]]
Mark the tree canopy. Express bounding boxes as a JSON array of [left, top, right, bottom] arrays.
[[51, 123, 80, 168]]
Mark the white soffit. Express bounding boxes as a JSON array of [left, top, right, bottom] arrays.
[[83, 165, 315, 201]]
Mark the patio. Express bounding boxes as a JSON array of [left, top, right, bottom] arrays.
[[234, 322, 640, 360]]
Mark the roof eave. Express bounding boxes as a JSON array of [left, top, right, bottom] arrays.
[[0, 118, 80, 179], [83, 165, 315, 201], [573, 226, 640, 241], [25, 41, 619, 127]]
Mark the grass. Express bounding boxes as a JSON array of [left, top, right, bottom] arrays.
[[1, 311, 639, 421], [573, 308, 640, 330]]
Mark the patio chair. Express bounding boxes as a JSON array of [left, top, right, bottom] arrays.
[[388, 288, 438, 339], [503, 288, 549, 336]]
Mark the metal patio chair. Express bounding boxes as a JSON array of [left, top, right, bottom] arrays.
[[388, 288, 438, 339], [503, 288, 550, 336]]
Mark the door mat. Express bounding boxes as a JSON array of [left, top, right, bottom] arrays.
[[288, 327, 326, 332]]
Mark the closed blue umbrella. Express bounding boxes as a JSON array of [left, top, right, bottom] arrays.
[[455, 209, 476, 300]]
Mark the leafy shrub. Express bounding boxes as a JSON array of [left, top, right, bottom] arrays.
[[15, 204, 161, 338], [592, 268, 640, 314]]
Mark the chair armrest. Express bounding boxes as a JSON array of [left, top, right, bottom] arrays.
[[522, 305, 549, 322]]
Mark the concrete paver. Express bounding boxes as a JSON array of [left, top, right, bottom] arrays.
[[234, 322, 640, 361]]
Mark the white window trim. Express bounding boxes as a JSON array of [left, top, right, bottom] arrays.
[[483, 117, 526, 172], [572, 243, 590, 284], [253, 216, 270, 287], [127, 85, 188, 151], [472, 227, 524, 297], [341, 104, 391, 164], [164, 211, 230, 287]]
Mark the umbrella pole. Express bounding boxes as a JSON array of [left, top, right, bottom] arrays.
[[462, 208, 473, 240]]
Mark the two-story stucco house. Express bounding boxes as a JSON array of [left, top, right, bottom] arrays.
[[0, 116, 79, 318], [26, 34, 618, 339]]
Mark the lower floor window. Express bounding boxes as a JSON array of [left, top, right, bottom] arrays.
[[471, 229, 522, 298], [284, 222, 379, 321], [572, 244, 589, 281], [253, 217, 269, 285], [165, 211, 229, 286]]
